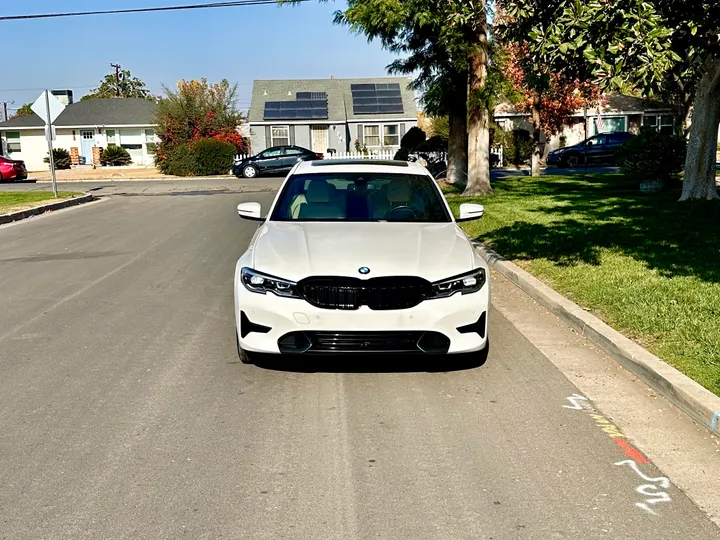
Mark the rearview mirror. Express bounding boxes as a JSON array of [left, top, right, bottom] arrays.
[[237, 202, 264, 222], [457, 203, 484, 223]]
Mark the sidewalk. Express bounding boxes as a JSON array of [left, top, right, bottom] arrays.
[[28, 166, 233, 182]]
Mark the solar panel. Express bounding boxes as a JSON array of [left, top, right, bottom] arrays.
[[351, 83, 404, 115], [297, 91, 327, 101], [264, 99, 328, 120]]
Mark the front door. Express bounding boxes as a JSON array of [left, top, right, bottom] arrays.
[[311, 126, 329, 153], [80, 130, 94, 164]]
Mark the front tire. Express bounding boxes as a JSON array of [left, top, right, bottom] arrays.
[[563, 153, 582, 168], [236, 330, 255, 365], [242, 165, 258, 179]]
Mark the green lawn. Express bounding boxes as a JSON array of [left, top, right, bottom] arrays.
[[447, 174, 720, 396], [0, 191, 81, 215]]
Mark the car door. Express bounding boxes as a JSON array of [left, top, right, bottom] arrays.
[[257, 147, 284, 173], [607, 133, 631, 163], [584, 135, 607, 164], [280, 146, 306, 172]]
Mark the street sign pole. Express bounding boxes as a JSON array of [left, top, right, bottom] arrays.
[[44, 90, 58, 198]]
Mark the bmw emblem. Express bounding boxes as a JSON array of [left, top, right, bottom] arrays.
[[358, 267, 371, 275]]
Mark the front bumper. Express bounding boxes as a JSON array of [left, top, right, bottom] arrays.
[[546, 153, 562, 165], [235, 284, 489, 355]]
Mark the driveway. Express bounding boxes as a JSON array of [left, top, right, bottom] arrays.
[[0, 182, 718, 539]]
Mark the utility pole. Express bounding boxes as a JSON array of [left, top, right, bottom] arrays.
[[111, 63, 122, 98], [1, 101, 13, 121]]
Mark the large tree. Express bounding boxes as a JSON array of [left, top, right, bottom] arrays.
[[280, 0, 494, 195], [82, 68, 153, 100], [336, 1, 469, 185], [155, 78, 248, 156], [502, 0, 719, 200]]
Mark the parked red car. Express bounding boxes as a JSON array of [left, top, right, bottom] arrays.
[[0, 156, 27, 181]]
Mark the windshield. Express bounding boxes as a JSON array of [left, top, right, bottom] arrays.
[[270, 173, 452, 223]]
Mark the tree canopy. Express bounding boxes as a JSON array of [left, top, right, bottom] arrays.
[[281, 0, 494, 194], [11, 103, 34, 119], [81, 68, 154, 101], [155, 78, 247, 153]]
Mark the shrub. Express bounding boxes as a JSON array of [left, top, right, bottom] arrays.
[[43, 148, 71, 170], [158, 144, 197, 176], [400, 126, 427, 151], [101, 145, 132, 166], [615, 127, 686, 181], [157, 138, 235, 176], [491, 126, 533, 166], [192, 138, 236, 176]]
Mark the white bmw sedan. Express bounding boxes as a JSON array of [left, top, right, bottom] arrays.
[[234, 159, 489, 364]]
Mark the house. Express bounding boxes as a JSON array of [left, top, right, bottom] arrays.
[[493, 94, 678, 158], [0, 91, 158, 171], [247, 77, 418, 154]]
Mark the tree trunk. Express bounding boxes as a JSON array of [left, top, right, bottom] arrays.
[[680, 57, 720, 201], [463, 24, 492, 196], [446, 86, 468, 186], [530, 96, 542, 177]]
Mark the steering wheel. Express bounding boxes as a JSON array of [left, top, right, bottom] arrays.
[[384, 205, 419, 220]]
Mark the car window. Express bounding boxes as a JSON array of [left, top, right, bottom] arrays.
[[284, 147, 304, 156], [587, 135, 607, 146], [261, 148, 283, 158], [610, 133, 631, 143], [271, 173, 452, 223]]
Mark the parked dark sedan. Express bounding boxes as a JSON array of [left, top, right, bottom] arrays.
[[233, 146, 323, 178], [547, 132, 634, 168]]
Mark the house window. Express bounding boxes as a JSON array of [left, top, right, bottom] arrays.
[[6, 132, 21, 153], [643, 114, 674, 134], [383, 125, 400, 147], [106, 129, 117, 145], [144, 129, 156, 142], [364, 125, 381, 147], [592, 116, 626, 134], [271, 126, 290, 146]]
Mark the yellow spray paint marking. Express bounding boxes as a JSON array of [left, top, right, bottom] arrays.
[[590, 414, 625, 439]]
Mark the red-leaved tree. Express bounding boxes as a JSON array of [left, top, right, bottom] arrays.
[[500, 42, 603, 175]]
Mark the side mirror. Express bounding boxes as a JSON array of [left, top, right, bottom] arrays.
[[237, 202, 264, 222], [457, 203, 484, 223]]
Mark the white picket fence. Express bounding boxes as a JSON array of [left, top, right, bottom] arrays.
[[325, 150, 398, 160], [234, 147, 503, 167]]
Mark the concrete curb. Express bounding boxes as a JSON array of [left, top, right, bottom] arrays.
[[475, 243, 720, 437], [0, 194, 96, 225], [24, 176, 237, 183]]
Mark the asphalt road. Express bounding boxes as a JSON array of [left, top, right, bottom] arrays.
[[0, 186, 718, 539]]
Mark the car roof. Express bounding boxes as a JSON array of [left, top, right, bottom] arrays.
[[293, 159, 428, 176]]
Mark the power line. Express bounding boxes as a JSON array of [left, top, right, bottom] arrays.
[[0, 0, 309, 22]]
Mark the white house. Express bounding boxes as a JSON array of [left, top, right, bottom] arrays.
[[0, 92, 158, 171], [493, 94, 679, 158]]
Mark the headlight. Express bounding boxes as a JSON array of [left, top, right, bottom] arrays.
[[241, 268, 300, 298], [430, 269, 486, 299]]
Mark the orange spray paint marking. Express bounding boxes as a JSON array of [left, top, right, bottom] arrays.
[[613, 438, 651, 464]]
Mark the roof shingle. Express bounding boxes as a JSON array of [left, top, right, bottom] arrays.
[[0, 98, 157, 130]]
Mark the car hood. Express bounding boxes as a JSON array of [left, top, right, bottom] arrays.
[[249, 221, 476, 282]]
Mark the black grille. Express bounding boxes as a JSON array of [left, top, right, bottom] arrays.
[[278, 331, 450, 354], [298, 276, 431, 311]]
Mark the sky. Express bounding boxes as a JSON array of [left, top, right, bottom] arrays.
[[0, 0, 402, 115]]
